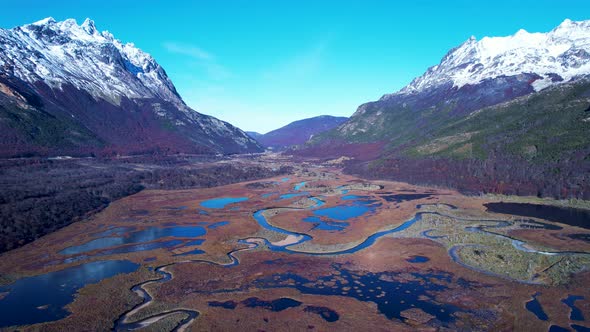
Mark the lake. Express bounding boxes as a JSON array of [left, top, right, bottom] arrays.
[[0, 260, 139, 328]]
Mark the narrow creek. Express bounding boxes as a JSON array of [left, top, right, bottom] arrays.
[[111, 196, 589, 330], [113, 240, 259, 331]]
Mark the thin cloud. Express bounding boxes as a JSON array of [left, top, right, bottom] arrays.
[[163, 41, 231, 80], [163, 42, 213, 60], [262, 41, 328, 81]]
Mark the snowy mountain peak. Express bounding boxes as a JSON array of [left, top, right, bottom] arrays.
[[81, 18, 97, 35], [394, 19, 590, 97], [0, 17, 182, 106], [0, 18, 263, 155], [31, 17, 56, 26]]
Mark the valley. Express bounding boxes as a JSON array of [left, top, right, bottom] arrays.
[[0, 154, 588, 331], [0, 12, 589, 332]]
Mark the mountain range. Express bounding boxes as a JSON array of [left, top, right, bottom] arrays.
[[1, 17, 589, 198], [303, 19, 590, 199], [250, 115, 348, 149], [0, 18, 262, 157]]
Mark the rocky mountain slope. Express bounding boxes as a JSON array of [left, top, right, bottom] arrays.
[[304, 19, 590, 199], [0, 18, 262, 157], [257, 115, 347, 149]]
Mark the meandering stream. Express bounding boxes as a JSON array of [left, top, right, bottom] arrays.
[[5, 191, 586, 331]]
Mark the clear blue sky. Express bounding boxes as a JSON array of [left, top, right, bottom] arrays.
[[1, 1, 588, 133]]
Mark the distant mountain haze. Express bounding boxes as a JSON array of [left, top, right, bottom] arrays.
[[246, 131, 263, 140], [256, 115, 348, 149]]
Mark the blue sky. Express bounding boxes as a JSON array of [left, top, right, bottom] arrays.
[[1, 1, 589, 133]]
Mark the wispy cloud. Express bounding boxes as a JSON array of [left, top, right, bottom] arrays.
[[163, 42, 230, 80], [262, 41, 328, 81], [163, 42, 213, 60]]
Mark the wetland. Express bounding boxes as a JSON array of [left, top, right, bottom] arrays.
[[0, 154, 589, 331]]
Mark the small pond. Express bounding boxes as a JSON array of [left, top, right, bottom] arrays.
[[302, 216, 349, 231], [561, 295, 585, 321], [525, 292, 548, 321], [60, 225, 207, 255], [0, 260, 139, 328], [200, 197, 249, 209], [406, 256, 430, 263], [313, 204, 373, 221]]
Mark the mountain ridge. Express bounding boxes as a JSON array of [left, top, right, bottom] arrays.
[[302, 19, 590, 199], [257, 115, 348, 149], [395, 19, 590, 96], [0, 17, 262, 157]]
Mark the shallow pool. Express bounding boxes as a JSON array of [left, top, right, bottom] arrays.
[[253, 267, 461, 324], [406, 256, 430, 263], [208, 221, 230, 229], [525, 292, 548, 321], [294, 181, 306, 191], [561, 295, 585, 321], [60, 226, 207, 255], [0, 260, 139, 328], [200, 197, 249, 209], [278, 192, 308, 200], [302, 216, 349, 231], [313, 204, 372, 221]]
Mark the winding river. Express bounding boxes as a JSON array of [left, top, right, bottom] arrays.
[[113, 239, 260, 331], [109, 196, 589, 330]]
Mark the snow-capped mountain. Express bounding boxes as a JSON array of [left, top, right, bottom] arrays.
[[311, 19, 590, 150], [391, 19, 590, 98], [303, 20, 590, 201], [0, 18, 262, 156], [0, 17, 181, 105]]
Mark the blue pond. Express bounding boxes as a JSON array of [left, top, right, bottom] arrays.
[[185, 239, 206, 246], [302, 216, 349, 231], [304, 306, 340, 322], [0, 260, 139, 328], [312, 195, 379, 221], [60, 226, 207, 255], [261, 192, 278, 198], [294, 181, 306, 191], [92, 227, 134, 237], [313, 204, 372, 221], [97, 240, 183, 256], [200, 197, 249, 209], [525, 292, 548, 321], [173, 248, 206, 256], [406, 256, 430, 263], [208, 221, 230, 229], [208, 300, 238, 309], [278, 192, 309, 200], [253, 267, 462, 324], [572, 324, 590, 332], [242, 297, 302, 312], [341, 195, 369, 201], [561, 295, 585, 321]]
